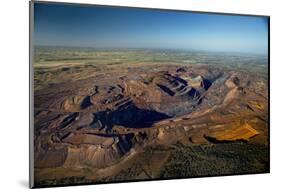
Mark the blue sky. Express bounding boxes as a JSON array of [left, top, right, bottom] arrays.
[[34, 2, 268, 54]]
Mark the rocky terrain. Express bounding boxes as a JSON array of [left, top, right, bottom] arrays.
[[33, 52, 268, 187]]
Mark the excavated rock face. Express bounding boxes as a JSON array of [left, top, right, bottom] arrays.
[[62, 96, 92, 112], [34, 63, 268, 176]]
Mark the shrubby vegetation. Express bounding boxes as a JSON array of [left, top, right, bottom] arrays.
[[160, 142, 269, 178]]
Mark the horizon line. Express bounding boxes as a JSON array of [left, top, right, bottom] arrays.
[[34, 45, 268, 56]]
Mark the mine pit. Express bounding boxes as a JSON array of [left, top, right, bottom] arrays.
[[34, 63, 268, 182], [91, 104, 171, 131]]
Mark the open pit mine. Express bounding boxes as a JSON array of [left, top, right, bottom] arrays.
[[34, 62, 268, 186]]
